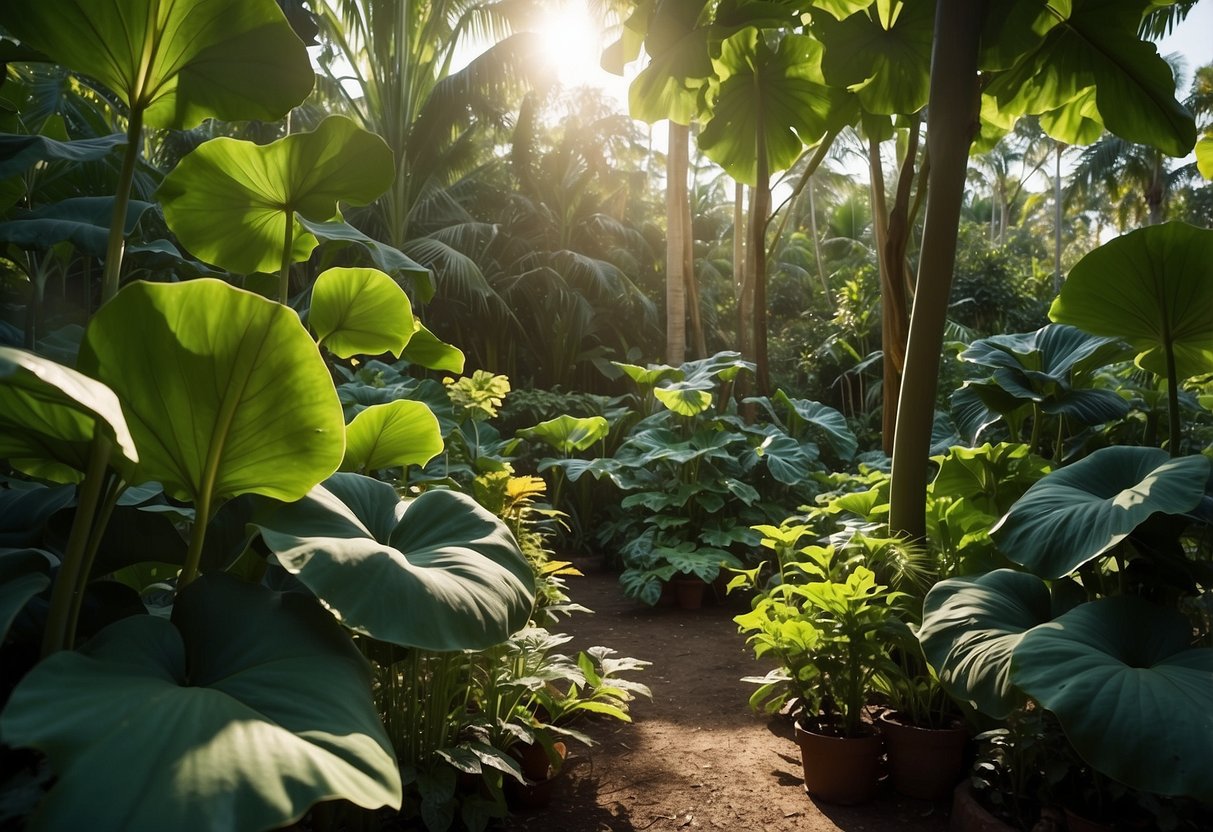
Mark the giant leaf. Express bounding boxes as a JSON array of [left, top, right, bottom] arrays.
[[918, 569, 1053, 718], [0, 132, 125, 180], [0, 197, 152, 255], [310, 267, 414, 359], [341, 401, 443, 473], [251, 474, 535, 650], [0, 0, 312, 130], [78, 280, 344, 504], [990, 446, 1209, 579], [1013, 597, 1213, 801], [0, 346, 138, 483], [516, 415, 610, 454], [1050, 223, 1213, 380], [400, 321, 465, 373], [773, 390, 858, 460], [157, 116, 394, 274], [699, 30, 852, 183], [0, 574, 401, 831], [983, 0, 1195, 156]]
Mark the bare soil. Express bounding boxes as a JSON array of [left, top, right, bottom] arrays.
[[503, 556, 953, 832]]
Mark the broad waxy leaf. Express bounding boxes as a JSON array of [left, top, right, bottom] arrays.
[[1013, 597, 1213, 801], [983, 0, 1195, 156], [813, 0, 934, 115], [1198, 135, 1213, 179], [613, 361, 683, 388], [0, 574, 401, 831], [1050, 223, 1213, 380], [78, 280, 344, 504], [0, 0, 313, 130], [0, 132, 125, 180], [516, 415, 610, 454], [919, 569, 1053, 718], [252, 474, 535, 651], [158, 116, 394, 274], [699, 30, 851, 184], [990, 446, 1209, 579], [0, 346, 138, 483], [628, 0, 714, 125], [341, 401, 443, 473], [0, 548, 55, 642], [0, 197, 153, 256], [773, 390, 858, 460], [310, 267, 414, 359], [654, 383, 713, 416], [400, 321, 465, 373]]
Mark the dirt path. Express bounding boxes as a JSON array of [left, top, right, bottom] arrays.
[[503, 557, 953, 832]]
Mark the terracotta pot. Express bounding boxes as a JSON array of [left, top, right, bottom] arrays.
[[878, 710, 969, 800], [949, 782, 1018, 832], [672, 576, 707, 610], [1063, 808, 1115, 832], [506, 741, 567, 810], [794, 719, 883, 805]]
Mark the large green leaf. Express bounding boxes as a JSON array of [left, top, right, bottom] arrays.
[[341, 401, 443, 473], [0, 574, 401, 831], [1050, 223, 1213, 380], [990, 446, 1209, 579], [1013, 597, 1213, 801], [251, 474, 535, 650], [1198, 135, 1213, 180], [773, 390, 858, 460], [654, 383, 713, 416], [400, 321, 465, 373], [813, 0, 934, 115], [0, 197, 153, 255], [78, 279, 344, 504], [628, 24, 713, 124], [983, 0, 1195, 156], [157, 117, 394, 274], [612, 361, 683, 388], [918, 569, 1053, 718], [298, 217, 432, 298], [310, 267, 414, 359], [516, 415, 610, 454], [699, 30, 850, 183], [0, 132, 125, 180], [0, 346, 138, 483], [0, 0, 312, 130]]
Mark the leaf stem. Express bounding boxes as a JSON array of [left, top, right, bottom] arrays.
[[101, 108, 145, 304], [64, 476, 124, 649], [279, 211, 295, 305], [41, 433, 112, 656]]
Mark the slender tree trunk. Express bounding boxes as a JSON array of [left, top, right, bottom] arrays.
[[1053, 142, 1063, 295], [666, 122, 689, 364], [807, 177, 831, 307], [733, 181, 746, 302], [684, 144, 707, 358], [751, 131, 771, 395], [889, 0, 985, 541]]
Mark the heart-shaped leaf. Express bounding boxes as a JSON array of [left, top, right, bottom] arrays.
[[1013, 596, 1213, 801], [0, 346, 138, 483], [919, 569, 1053, 718], [0, 573, 401, 831], [310, 267, 415, 359], [0, 0, 313, 130], [773, 390, 858, 460], [158, 116, 394, 274], [516, 415, 610, 455], [341, 401, 443, 473], [251, 474, 535, 650], [1050, 223, 1213, 381], [991, 446, 1209, 579], [400, 321, 466, 373], [78, 279, 344, 505]]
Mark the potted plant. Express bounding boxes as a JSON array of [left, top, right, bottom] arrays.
[[732, 527, 898, 804]]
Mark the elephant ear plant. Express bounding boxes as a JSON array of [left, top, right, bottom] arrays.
[[0, 281, 535, 831], [919, 446, 1213, 806]]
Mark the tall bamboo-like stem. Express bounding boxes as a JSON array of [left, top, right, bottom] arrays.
[[100, 109, 145, 304], [1053, 142, 1064, 295], [733, 181, 746, 302], [666, 123, 689, 365], [40, 434, 112, 656], [889, 0, 986, 541], [751, 123, 771, 395]]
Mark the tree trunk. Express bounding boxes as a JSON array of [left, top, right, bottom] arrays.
[[684, 143, 707, 358], [807, 177, 832, 308], [751, 130, 771, 395], [666, 122, 689, 365], [888, 0, 986, 541], [1053, 142, 1063, 295]]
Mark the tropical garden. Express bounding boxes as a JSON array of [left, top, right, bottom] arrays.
[[0, 0, 1210, 830]]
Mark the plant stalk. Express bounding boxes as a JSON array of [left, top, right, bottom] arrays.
[[279, 212, 296, 304], [41, 433, 112, 656], [101, 108, 145, 305]]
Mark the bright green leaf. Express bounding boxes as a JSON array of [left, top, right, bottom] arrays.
[[311, 267, 414, 359], [342, 401, 443, 472], [401, 321, 465, 373], [157, 116, 394, 275], [517, 415, 610, 454], [78, 279, 344, 504]]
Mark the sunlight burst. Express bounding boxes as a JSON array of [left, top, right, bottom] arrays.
[[534, 0, 605, 89]]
